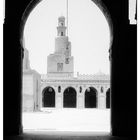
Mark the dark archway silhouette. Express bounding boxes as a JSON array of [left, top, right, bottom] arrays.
[[42, 86, 55, 107], [63, 87, 77, 108], [85, 87, 97, 108], [106, 88, 110, 108]]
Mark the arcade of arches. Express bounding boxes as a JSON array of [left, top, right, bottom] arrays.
[[41, 85, 110, 109]]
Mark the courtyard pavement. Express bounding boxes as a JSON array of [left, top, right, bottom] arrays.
[[23, 109, 111, 134]]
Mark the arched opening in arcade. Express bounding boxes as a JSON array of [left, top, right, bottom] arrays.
[[85, 87, 97, 108], [106, 88, 110, 108], [42, 86, 55, 107], [63, 87, 77, 108]]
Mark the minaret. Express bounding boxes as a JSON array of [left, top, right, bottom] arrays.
[[57, 16, 66, 36], [47, 16, 74, 77], [55, 16, 70, 56]]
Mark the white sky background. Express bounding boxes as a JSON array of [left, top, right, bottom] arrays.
[[24, 0, 110, 75]]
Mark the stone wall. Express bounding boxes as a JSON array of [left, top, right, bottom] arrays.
[[22, 70, 41, 112]]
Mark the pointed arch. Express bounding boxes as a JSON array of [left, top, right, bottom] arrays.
[[42, 86, 55, 107], [85, 87, 97, 108], [63, 87, 77, 108]]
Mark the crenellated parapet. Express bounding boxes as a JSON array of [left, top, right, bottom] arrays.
[[76, 72, 110, 81]]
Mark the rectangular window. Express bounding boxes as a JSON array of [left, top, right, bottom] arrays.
[[65, 58, 69, 64], [57, 63, 63, 71], [61, 32, 63, 36]]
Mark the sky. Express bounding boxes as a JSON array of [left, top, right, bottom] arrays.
[[24, 0, 111, 75]]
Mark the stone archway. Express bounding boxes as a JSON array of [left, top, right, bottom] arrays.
[[106, 88, 110, 108], [42, 86, 55, 107], [85, 87, 97, 108], [63, 87, 77, 108]]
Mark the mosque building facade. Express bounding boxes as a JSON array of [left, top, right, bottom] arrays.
[[22, 16, 110, 112]]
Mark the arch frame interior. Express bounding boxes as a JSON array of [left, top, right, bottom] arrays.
[[20, 0, 113, 135]]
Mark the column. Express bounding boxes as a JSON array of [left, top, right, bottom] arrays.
[[98, 86, 106, 109], [56, 86, 62, 109], [77, 86, 84, 109]]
